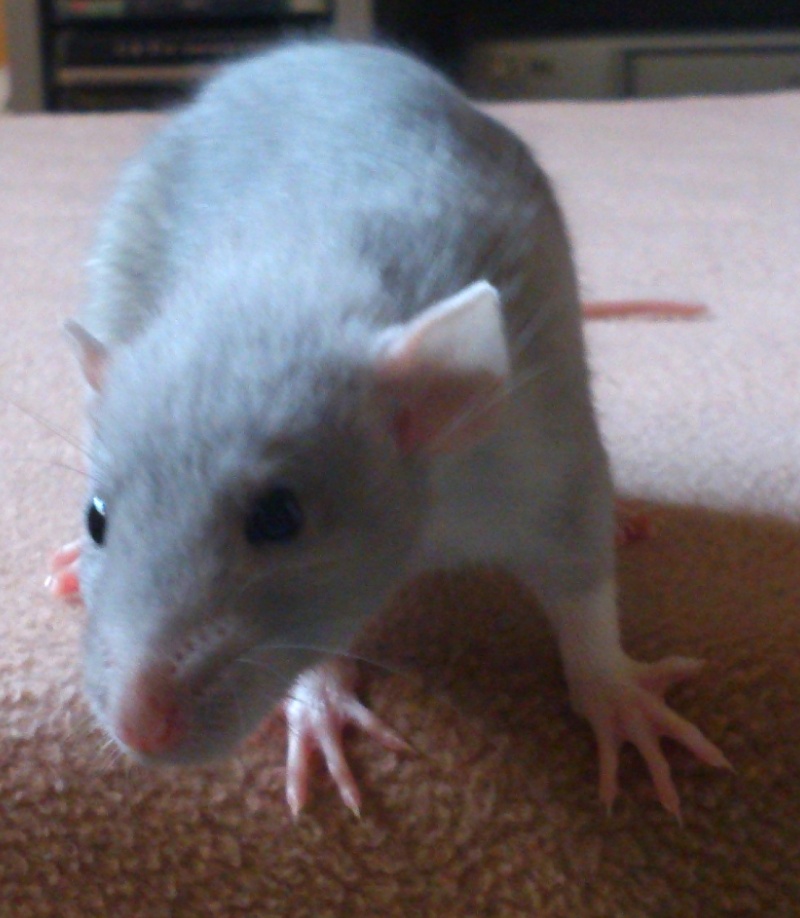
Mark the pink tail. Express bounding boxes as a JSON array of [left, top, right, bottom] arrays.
[[583, 300, 707, 320]]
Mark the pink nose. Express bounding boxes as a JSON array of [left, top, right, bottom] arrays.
[[115, 669, 186, 756]]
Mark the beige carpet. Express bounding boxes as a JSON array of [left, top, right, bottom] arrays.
[[1, 91, 798, 916]]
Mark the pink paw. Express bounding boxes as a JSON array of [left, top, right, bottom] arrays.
[[283, 661, 410, 818], [571, 656, 731, 820], [45, 539, 83, 603], [614, 501, 653, 547]]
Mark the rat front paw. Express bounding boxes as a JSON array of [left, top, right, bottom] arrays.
[[282, 660, 410, 818], [45, 538, 83, 602], [569, 656, 731, 819]]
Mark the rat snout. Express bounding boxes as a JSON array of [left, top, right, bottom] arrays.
[[98, 616, 291, 765], [114, 665, 187, 757]]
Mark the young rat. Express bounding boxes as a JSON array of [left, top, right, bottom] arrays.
[[50, 40, 728, 819]]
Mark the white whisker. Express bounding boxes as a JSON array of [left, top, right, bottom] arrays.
[[239, 642, 411, 682], [423, 358, 550, 455], [2, 396, 87, 456]]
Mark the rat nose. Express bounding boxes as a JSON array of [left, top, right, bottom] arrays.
[[115, 667, 187, 757]]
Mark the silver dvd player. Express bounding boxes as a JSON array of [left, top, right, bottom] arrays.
[[463, 31, 800, 100]]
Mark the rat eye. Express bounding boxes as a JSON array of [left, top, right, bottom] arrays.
[[244, 487, 303, 546], [86, 496, 107, 545]]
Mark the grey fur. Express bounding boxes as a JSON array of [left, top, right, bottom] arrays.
[[76, 40, 614, 765]]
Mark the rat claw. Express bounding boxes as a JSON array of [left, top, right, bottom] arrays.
[[336, 696, 412, 753], [316, 721, 363, 817], [574, 655, 729, 816], [596, 725, 620, 814], [46, 539, 83, 602], [625, 709, 682, 820], [50, 538, 82, 570], [282, 661, 406, 816], [635, 655, 706, 696], [285, 722, 314, 820], [646, 692, 733, 772]]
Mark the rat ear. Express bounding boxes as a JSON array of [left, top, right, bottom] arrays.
[[63, 320, 109, 393], [375, 280, 510, 455]]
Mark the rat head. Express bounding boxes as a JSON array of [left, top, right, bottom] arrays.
[[66, 280, 509, 766]]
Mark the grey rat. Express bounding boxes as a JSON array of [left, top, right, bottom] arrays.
[[51, 40, 728, 819]]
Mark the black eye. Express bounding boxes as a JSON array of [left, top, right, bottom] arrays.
[[86, 496, 107, 545], [244, 487, 303, 546]]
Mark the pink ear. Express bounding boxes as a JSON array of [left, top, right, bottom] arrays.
[[375, 281, 510, 455], [63, 320, 109, 393]]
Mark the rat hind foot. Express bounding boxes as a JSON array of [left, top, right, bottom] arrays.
[[283, 660, 410, 818], [571, 655, 732, 820], [46, 539, 83, 602], [614, 501, 653, 547]]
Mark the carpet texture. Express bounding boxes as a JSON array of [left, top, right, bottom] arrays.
[[1, 90, 798, 916]]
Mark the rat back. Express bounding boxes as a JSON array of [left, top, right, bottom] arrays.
[[81, 41, 580, 362]]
